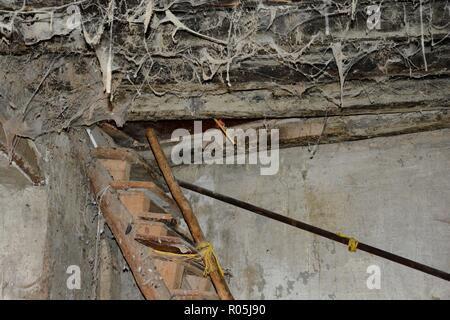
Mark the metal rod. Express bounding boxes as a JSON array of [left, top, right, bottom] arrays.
[[178, 180, 450, 282]]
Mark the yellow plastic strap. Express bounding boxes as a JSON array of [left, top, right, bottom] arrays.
[[150, 241, 225, 277], [337, 233, 359, 252], [151, 249, 199, 259], [197, 242, 225, 277]]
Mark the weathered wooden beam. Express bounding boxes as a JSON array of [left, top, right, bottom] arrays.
[[2, 47, 449, 123], [146, 128, 234, 300], [238, 110, 450, 148], [3, 53, 450, 122], [137, 211, 178, 226], [135, 234, 196, 254], [125, 77, 450, 120]]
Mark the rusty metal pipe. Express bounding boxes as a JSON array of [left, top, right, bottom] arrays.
[[178, 180, 450, 282]]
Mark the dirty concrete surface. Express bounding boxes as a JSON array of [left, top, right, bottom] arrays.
[[0, 132, 141, 299], [0, 156, 48, 299], [0, 0, 449, 301]]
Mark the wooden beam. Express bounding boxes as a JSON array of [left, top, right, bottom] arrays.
[[146, 128, 234, 300], [137, 212, 177, 226], [136, 234, 196, 254], [130, 110, 450, 167], [125, 78, 450, 120], [238, 110, 450, 148]]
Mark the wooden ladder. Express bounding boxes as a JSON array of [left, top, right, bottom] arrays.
[[83, 143, 219, 300]]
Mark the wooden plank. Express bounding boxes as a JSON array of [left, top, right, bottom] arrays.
[[125, 78, 450, 120], [136, 235, 196, 254], [135, 221, 170, 238], [137, 212, 177, 226], [136, 110, 450, 165], [251, 110, 450, 148]]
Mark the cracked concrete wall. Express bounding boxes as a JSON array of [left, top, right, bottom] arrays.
[[174, 129, 450, 300]]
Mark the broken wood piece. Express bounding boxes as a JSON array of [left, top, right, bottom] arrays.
[[98, 159, 131, 181], [138, 212, 177, 226], [214, 119, 235, 145], [137, 234, 196, 254], [154, 260, 185, 290]]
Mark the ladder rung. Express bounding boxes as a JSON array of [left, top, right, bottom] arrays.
[[111, 180, 177, 213], [136, 221, 173, 237], [136, 234, 196, 254], [137, 212, 177, 225]]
